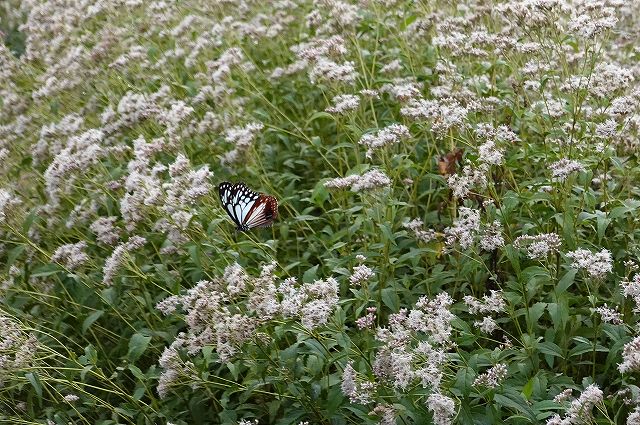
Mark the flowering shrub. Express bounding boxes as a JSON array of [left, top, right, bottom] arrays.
[[1, 0, 640, 424]]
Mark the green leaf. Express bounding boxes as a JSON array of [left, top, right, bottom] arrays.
[[452, 367, 475, 397], [381, 287, 399, 311], [537, 341, 563, 358], [295, 215, 321, 221], [377, 223, 397, 246], [7, 245, 25, 268], [596, 210, 611, 241], [30, 264, 62, 277], [82, 310, 104, 334], [127, 333, 152, 363], [522, 377, 535, 400], [494, 392, 536, 422], [303, 265, 318, 283], [128, 364, 145, 381], [555, 269, 577, 294], [26, 372, 43, 398], [306, 111, 335, 124]]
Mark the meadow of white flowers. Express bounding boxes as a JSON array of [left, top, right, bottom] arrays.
[[1, 0, 640, 424]]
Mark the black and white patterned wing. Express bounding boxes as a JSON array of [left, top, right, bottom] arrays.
[[218, 181, 261, 230]]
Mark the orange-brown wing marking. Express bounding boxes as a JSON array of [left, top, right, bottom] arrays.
[[243, 194, 278, 229]]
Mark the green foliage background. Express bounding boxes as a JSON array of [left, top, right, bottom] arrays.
[[1, 1, 640, 424]]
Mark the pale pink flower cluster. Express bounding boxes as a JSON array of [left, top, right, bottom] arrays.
[[619, 336, 640, 374], [464, 290, 506, 334], [554, 389, 574, 404], [479, 221, 505, 251], [380, 77, 423, 102], [0, 189, 21, 224], [43, 129, 108, 212], [478, 140, 504, 165], [33, 113, 84, 164], [90, 217, 121, 246], [349, 264, 374, 286], [400, 98, 468, 137], [102, 236, 146, 285], [444, 207, 480, 249], [464, 290, 506, 315], [356, 307, 377, 330], [568, 14, 617, 39], [594, 304, 623, 325], [0, 314, 39, 380], [447, 164, 488, 198], [628, 408, 640, 425], [51, 241, 89, 271], [621, 274, 640, 312], [293, 35, 357, 84]]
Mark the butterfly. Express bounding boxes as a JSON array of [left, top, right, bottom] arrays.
[[218, 181, 278, 232]]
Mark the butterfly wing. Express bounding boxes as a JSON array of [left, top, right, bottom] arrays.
[[218, 182, 261, 230], [242, 195, 278, 229]]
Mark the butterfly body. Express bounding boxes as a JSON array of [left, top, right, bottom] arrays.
[[218, 181, 278, 231]]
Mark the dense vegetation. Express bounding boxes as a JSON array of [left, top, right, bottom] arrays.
[[1, 0, 640, 424]]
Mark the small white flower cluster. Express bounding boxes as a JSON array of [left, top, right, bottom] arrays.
[[550, 159, 586, 181], [444, 207, 480, 249], [222, 122, 264, 165], [594, 304, 623, 325], [156, 263, 341, 395], [427, 392, 456, 425], [513, 233, 562, 259], [0, 189, 21, 224], [356, 307, 377, 330], [293, 35, 357, 85], [341, 361, 377, 404], [473, 363, 508, 388], [464, 290, 506, 334], [619, 336, 640, 374], [566, 248, 613, 278], [478, 140, 504, 166], [325, 94, 360, 114], [373, 293, 455, 395], [546, 384, 603, 425], [0, 314, 39, 379], [359, 123, 411, 158], [43, 129, 108, 213], [324, 169, 391, 192], [90, 217, 121, 246], [401, 97, 469, 137], [444, 207, 505, 252], [349, 264, 374, 286], [447, 164, 488, 199], [479, 221, 505, 251], [621, 273, 640, 312], [403, 218, 436, 243]]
